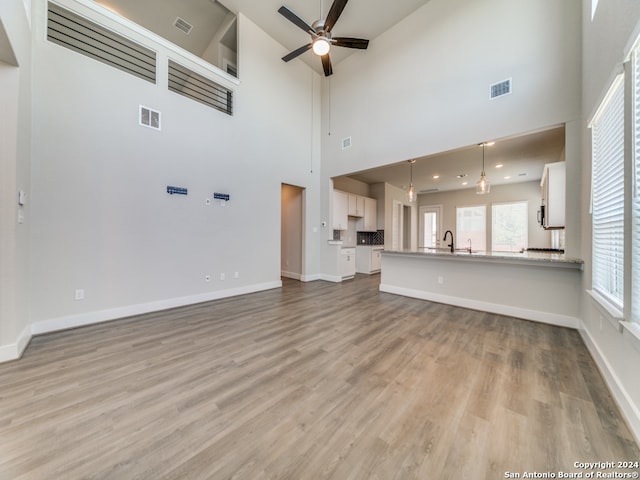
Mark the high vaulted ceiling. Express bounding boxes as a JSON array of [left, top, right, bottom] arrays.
[[222, 0, 432, 74], [94, 0, 432, 75]]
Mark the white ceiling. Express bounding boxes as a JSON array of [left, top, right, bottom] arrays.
[[346, 126, 566, 194], [221, 0, 432, 74], [94, 0, 432, 75]]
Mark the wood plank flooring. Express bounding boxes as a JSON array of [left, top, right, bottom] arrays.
[[0, 274, 638, 479]]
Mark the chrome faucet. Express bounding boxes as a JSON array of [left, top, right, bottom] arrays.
[[443, 230, 454, 253]]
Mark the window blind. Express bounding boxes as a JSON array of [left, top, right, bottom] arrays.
[[591, 73, 625, 309], [633, 48, 640, 323]]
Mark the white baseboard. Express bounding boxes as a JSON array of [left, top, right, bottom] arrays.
[[379, 283, 579, 329], [579, 326, 640, 446], [317, 274, 343, 283], [30, 281, 282, 336], [300, 273, 322, 282], [0, 324, 32, 363]]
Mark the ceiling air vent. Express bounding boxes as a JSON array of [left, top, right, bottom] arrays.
[[419, 188, 439, 194], [490, 78, 512, 99], [174, 17, 193, 35], [342, 137, 352, 150]]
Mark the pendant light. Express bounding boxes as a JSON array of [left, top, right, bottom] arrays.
[[476, 142, 491, 195], [407, 160, 416, 202]]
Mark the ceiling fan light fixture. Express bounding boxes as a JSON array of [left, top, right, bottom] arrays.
[[312, 37, 331, 56]]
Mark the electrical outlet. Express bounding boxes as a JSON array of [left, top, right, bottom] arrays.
[[75, 289, 85, 300], [220, 273, 225, 281], [437, 276, 444, 285], [234, 272, 239, 279]]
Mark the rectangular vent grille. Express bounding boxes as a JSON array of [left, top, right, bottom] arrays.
[[174, 17, 193, 35], [139, 106, 161, 130], [342, 137, 352, 149], [168, 60, 233, 115], [490, 78, 512, 99], [47, 3, 156, 83]]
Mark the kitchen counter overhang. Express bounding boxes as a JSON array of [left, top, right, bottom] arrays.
[[379, 249, 584, 328], [382, 248, 583, 270]]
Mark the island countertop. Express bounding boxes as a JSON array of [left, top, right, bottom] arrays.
[[381, 248, 584, 269]]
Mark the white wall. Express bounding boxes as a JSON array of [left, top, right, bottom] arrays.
[[23, 0, 322, 337], [579, 0, 640, 443], [0, 0, 32, 362], [418, 180, 552, 250], [320, 0, 582, 272]]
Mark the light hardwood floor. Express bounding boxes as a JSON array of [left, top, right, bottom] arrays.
[[1, 275, 638, 479]]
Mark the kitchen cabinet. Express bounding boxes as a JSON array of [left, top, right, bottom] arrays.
[[340, 247, 356, 279], [348, 194, 365, 217], [540, 162, 565, 229], [356, 246, 383, 274], [361, 197, 377, 232], [333, 190, 348, 230]]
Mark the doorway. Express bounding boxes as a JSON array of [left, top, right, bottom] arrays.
[[281, 184, 304, 280], [419, 205, 443, 248]]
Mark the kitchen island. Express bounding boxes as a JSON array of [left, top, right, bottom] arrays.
[[380, 249, 583, 328]]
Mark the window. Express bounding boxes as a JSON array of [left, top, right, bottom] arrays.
[[492, 202, 528, 252], [456, 205, 486, 252], [590, 73, 625, 311], [633, 46, 640, 323]]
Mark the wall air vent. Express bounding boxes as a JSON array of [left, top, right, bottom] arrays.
[[490, 78, 512, 99], [419, 188, 439, 194], [174, 17, 193, 35], [342, 137, 352, 149], [139, 105, 161, 130], [47, 2, 156, 84], [168, 60, 233, 115]]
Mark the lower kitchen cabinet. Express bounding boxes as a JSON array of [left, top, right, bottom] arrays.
[[340, 247, 356, 279], [356, 246, 383, 274]]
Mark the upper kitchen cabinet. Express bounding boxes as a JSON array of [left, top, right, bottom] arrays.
[[540, 162, 565, 229], [333, 190, 349, 230], [359, 197, 378, 232], [348, 194, 365, 218]]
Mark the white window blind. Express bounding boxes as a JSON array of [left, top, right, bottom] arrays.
[[633, 47, 640, 323], [590, 73, 625, 310]]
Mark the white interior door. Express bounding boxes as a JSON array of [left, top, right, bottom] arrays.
[[419, 205, 443, 248]]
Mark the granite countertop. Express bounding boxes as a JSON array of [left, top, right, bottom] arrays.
[[382, 248, 584, 269]]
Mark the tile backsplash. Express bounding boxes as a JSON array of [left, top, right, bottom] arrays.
[[357, 230, 384, 245]]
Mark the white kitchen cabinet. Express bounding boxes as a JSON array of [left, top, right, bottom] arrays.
[[340, 247, 356, 279], [332, 190, 349, 230], [356, 246, 383, 274], [540, 162, 565, 229], [361, 197, 377, 232], [348, 194, 365, 217]]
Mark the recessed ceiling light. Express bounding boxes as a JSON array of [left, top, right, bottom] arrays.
[[495, 164, 503, 168], [485, 141, 495, 146], [504, 176, 511, 180], [462, 181, 468, 186], [433, 175, 440, 179]]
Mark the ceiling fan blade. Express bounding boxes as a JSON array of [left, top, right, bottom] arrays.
[[324, 0, 348, 33], [333, 37, 369, 49], [321, 54, 333, 77], [278, 6, 315, 35], [282, 43, 312, 62]]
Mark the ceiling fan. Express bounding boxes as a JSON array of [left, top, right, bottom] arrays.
[[278, 0, 369, 76]]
